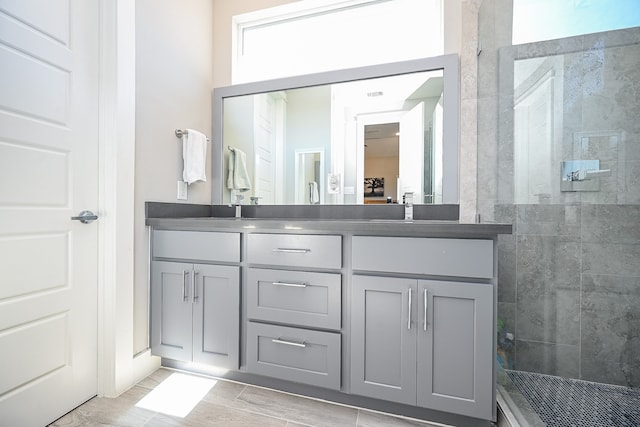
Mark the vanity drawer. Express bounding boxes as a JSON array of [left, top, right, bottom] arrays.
[[246, 322, 341, 390], [247, 233, 342, 269], [352, 236, 493, 279], [153, 230, 240, 263], [247, 268, 341, 330]]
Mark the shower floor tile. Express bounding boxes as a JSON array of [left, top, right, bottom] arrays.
[[506, 370, 640, 427]]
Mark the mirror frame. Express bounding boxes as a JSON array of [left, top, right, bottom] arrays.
[[212, 54, 459, 205]]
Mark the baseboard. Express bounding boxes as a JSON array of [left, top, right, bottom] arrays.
[[133, 349, 161, 385]]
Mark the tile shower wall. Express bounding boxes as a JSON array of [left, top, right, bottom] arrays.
[[496, 205, 640, 387], [478, 1, 639, 388]]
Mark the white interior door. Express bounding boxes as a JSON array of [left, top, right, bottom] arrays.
[[355, 111, 403, 204], [356, 106, 424, 204], [0, 1, 100, 425], [399, 102, 425, 204]]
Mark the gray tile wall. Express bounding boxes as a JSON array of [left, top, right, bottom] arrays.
[[495, 205, 640, 387]]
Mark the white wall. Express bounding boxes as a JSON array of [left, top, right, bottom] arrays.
[[133, 0, 214, 354]]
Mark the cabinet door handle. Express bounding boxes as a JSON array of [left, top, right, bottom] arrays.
[[272, 338, 307, 348], [272, 281, 308, 288], [192, 271, 199, 303], [424, 289, 428, 331], [407, 287, 412, 330], [272, 248, 311, 254], [182, 270, 189, 302]]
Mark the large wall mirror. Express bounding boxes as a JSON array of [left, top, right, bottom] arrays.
[[212, 54, 459, 206]]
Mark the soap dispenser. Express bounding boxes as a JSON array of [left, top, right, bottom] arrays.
[[404, 192, 414, 221]]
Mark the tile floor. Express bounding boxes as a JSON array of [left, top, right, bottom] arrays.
[[49, 368, 444, 427]]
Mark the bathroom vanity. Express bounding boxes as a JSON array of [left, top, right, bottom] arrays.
[[144, 52, 515, 426], [146, 207, 511, 427]]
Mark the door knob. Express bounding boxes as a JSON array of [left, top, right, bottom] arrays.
[[71, 210, 98, 224]]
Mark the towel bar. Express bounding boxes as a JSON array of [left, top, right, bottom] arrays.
[[175, 128, 210, 142]]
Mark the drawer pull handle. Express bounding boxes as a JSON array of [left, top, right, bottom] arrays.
[[407, 287, 412, 330], [193, 271, 199, 303], [424, 288, 428, 331], [272, 338, 307, 348], [272, 281, 308, 288], [272, 248, 311, 254], [182, 270, 189, 302]]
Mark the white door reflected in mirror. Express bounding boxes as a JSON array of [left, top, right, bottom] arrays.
[[295, 149, 324, 204]]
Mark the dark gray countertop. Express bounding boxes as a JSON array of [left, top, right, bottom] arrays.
[[145, 202, 512, 238], [146, 216, 512, 238]]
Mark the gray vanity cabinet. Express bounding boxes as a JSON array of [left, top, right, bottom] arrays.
[[150, 230, 240, 369], [151, 261, 240, 368], [350, 236, 495, 421], [145, 218, 509, 426], [350, 276, 493, 419]]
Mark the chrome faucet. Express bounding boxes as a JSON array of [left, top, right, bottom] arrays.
[[403, 192, 414, 221]]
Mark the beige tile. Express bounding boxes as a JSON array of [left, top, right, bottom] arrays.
[[50, 386, 156, 427], [200, 378, 247, 406], [142, 413, 191, 427], [136, 368, 246, 408], [232, 386, 358, 427], [48, 409, 92, 427], [185, 402, 287, 427], [136, 367, 174, 390]]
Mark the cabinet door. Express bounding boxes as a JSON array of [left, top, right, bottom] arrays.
[[350, 275, 417, 405], [150, 261, 193, 361], [417, 280, 494, 420], [192, 264, 240, 369]]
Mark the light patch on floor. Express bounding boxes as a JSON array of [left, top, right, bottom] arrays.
[[136, 372, 216, 417]]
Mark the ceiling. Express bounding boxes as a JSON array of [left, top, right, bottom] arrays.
[[365, 122, 399, 158]]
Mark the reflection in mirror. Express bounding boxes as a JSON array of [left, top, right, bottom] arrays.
[[213, 55, 459, 205], [364, 123, 398, 204], [295, 149, 324, 204]]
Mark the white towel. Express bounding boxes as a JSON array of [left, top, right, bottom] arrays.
[[309, 181, 319, 204], [182, 129, 208, 184], [227, 147, 252, 191]]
